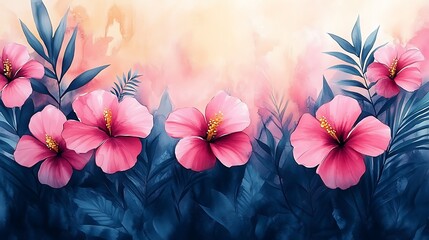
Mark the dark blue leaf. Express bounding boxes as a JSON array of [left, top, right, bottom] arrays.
[[315, 76, 334, 110], [52, 11, 68, 67], [44, 67, 56, 79], [377, 96, 397, 115], [364, 43, 388, 73], [156, 90, 172, 117], [324, 52, 359, 66], [351, 16, 362, 57], [361, 26, 379, 69], [19, 20, 49, 62], [337, 79, 366, 89], [0, 138, 15, 154], [61, 27, 78, 79], [329, 64, 362, 77], [63, 64, 109, 95], [30, 78, 50, 95], [17, 99, 34, 136], [0, 101, 14, 126], [31, 0, 53, 56], [328, 33, 355, 55], [342, 89, 371, 104]]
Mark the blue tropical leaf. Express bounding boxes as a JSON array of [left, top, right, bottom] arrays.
[[63, 64, 109, 95], [52, 10, 68, 67], [61, 27, 78, 79], [337, 79, 366, 89], [361, 26, 380, 69], [324, 51, 359, 66], [341, 89, 371, 104], [19, 20, 49, 62], [31, 0, 53, 56], [329, 64, 362, 77], [44, 67, 56, 79], [16, 99, 34, 137], [30, 78, 49, 95], [363, 43, 388, 73], [351, 16, 362, 56], [314, 76, 334, 111], [328, 33, 355, 55]]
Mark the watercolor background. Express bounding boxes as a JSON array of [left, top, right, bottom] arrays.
[[1, 0, 429, 133]]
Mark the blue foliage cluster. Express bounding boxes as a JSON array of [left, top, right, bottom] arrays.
[[0, 2, 429, 239]]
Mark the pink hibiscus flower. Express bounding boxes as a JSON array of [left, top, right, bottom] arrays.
[[290, 95, 391, 189], [165, 91, 252, 171], [14, 105, 91, 188], [0, 43, 44, 107], [366, 44, 424, 98], [62, 90, 153, 174]]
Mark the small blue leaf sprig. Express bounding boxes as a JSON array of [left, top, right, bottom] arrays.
[[326, 16, 388, 116], [21, 0, 109, 109], [111, 69, 142, 101]]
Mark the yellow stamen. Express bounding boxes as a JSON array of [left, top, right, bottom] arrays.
[[3, 59, 12, 79], [45, 135, 59, 153], [389, 58, 398, 79], [104, 109, 112, 135], [319, 116, 340, 143], [206, 111, 223, 141]]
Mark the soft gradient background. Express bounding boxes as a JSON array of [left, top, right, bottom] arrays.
[[2, 0, 429, 133]]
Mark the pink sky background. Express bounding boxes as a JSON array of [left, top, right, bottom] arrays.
[[1, 0, 429, 135]]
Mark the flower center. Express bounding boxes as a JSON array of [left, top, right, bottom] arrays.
[[103, 109, 112, 135], [319, 116, 340, 143], [45, 134, 59, 153], [389, 58, 398, 79], [3, 59, 12, 79], [206, 111, 223, 141]]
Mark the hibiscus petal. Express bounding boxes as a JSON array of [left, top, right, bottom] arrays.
[[175, 136, 216, 171], [62, 121, 109, 153], [374, 78, 400, 98], [374, 44, 397, 66], [38, 157, 73, 188], [397, 48, 424, 70], [366, 62, 390, 82], [15, 59, 44, 79], [210, 132, 252, 167], [72, 90, 118, 130], [2, 43, 30, 71], [29, 105, 66, 143], [165, 107, 207, 138], [316, 146, 365, 190], [61, 150, 92, 170], [112, 97, 153, 138], [0, 75, 7, 90], [205, 91, 250, 137], [315, 95, 361, 140], [394, 67, 422, 92], [14, 135, 56, 167], [291, 113, 337, 167], [95, 137, 141, 174], [1, 77, 32, 108], [346, 116, 391, 156]]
